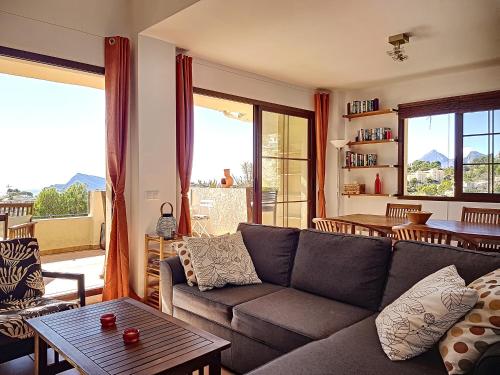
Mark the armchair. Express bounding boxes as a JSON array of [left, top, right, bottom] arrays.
[[0, 238, 85, 364], [0, 202, 37, 239]]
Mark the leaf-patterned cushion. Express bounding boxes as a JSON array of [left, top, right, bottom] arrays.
[[0, 238, 44, 303], [439, 268, 500, 374], [0, 297, 79, 340], [185, 231, 261, 292], [376, 265, 478, 361]]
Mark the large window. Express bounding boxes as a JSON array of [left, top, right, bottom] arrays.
[[399, 91, 500, 201], [191, 89, 315, 234]]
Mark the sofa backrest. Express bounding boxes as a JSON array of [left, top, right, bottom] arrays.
[[238, 223, 301, 287], [380, 240, 500, 309], [291, 229, 393, 311]]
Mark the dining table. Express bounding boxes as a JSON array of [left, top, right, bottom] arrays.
[[331, 214, 500, 241]]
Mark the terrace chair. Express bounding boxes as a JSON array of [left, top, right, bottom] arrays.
[[246, 188, 278, 225], [313, 218, 386, 237], [461, 207, 500, 251], [0, 202, 37, 239], [385, 203, 422, 218], [393, 224, 478, 250], [0, 214, 7, 240], [0, 237, 85, 364]]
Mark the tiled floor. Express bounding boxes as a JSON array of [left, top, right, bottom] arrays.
[[41, 249, 105, 296]]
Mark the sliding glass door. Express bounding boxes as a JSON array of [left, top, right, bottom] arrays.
[[257, 108, 315, 228]]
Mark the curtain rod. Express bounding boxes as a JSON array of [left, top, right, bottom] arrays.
[[0, 9, 105, 39]]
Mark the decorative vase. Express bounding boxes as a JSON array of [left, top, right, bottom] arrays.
[[222, 169, 233, 188], [374, 173, 382, 194], [156, 202, 176, 239]]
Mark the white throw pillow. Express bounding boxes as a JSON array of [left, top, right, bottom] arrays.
[[185, 231, 261, 292], [376, 265, 478, 361]]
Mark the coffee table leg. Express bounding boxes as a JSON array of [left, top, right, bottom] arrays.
[[34, 333, 48, 375], [208, 353, 221, 375]]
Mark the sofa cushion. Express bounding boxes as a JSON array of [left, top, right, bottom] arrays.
[[237, 223, 300, 287], [232, 288, 373, 352], [381, 241, 500, 309], [291, 230, 392, 311], [173, 282, 283, 327], [248, 315, 447, 375]]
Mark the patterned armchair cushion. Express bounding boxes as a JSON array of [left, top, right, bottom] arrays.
[[0, 238, 44, 303], [0, 297, 79, 341]]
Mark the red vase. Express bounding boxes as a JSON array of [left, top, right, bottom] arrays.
[[375, 173, 382, 194]]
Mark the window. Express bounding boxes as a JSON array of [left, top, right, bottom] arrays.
[[399, 90, 500, 201], [191, 89, 315, 234]]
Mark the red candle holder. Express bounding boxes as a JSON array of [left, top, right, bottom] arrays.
[[123, 328, 140, 344], [100, 313, 116, 328]]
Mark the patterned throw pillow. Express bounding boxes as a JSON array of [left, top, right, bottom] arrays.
[[439, 268, 500, 374], [376, 265, 478, 361], [174, 241, 197, 286], [184, 232, 261, 292], [0, 238, 44, 303]]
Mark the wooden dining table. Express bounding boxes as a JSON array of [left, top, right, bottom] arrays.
[[331, 214, 500, 241]]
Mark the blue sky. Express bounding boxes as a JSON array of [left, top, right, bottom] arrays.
[[0, 73, 105, 194], [192, 106, 253, 182]]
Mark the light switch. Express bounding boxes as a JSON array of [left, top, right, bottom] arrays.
[[145, 190, 159, 200]]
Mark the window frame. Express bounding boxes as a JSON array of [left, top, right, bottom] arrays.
[[193, 87, 316, 227], [397, 90, 500, 202]]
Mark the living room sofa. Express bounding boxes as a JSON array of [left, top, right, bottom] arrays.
[[160, 223, 500, 374]]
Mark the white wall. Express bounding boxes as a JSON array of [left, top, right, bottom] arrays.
[[325, 65, 500, 219]]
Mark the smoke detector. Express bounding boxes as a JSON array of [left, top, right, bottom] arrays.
[[387, 33, 410, 62]]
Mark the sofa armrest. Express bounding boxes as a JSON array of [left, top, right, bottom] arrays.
[[474, 341, 500, 375], [160, 256, 186, 315], [42, 270, 86, 307]]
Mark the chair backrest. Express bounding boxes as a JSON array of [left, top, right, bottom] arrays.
[[313, 218, 357, 235], [386, 203, 422, 218], [246, 188, 278, 222], [461, 207, 500, 225], [0, 238, 44, 302], [0, 202, 34, 217], [393, 224, 452, 245]]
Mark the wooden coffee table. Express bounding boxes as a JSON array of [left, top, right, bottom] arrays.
[[27, 298, 230, 375]]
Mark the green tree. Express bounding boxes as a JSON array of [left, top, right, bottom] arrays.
[[34, 183, 89, 217]]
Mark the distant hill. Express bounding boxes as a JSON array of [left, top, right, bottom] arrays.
[[51, 173, 105, 192], [418, 150, 452, 167], [463, 150, 486, 164]]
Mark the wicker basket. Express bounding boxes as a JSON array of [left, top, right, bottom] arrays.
[[343, 183, 365, 195]]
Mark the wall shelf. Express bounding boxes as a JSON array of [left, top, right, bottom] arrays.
[[342, 193, 399, 197], [343, 108, 397, 121], [342, 165, 399, 170], [348, 139, 397, 146]]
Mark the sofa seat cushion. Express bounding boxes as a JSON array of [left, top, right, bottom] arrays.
[[232, 288, 373, 352], [0, 297, 79, 344], [248, 315, 447, 375], [173, 282, 283, 328]]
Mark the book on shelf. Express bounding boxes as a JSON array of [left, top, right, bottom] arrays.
[[347, 98, 379, 115], [345, 151, 377, 167], [356, 127, 393, 142]]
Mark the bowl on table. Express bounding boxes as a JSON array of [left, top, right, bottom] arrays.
[[406, 211, 433, 225]]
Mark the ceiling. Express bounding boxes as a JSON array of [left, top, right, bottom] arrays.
[[143, 0, 500, 89]]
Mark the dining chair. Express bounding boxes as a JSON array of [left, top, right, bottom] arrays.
[[461, 207, 500, 251], [313, 218, 386, 237], [385, 203, 422, 218], [393, 224, 479, 250]]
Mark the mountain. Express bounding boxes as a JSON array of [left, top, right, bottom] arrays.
[[51, 173, 105, 191], [463, 150, 486, 164], [418, 150, 452, 167]]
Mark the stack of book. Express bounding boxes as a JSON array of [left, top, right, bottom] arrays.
[[347, 98, 379, 114], [356, 127, 392, 141], [345, 151, 377, 167]]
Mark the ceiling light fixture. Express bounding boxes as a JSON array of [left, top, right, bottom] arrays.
[[387, 33, 410, 62]]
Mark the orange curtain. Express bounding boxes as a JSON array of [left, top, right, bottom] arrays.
[[176, 55, 194, 236], [102, 36, 131, 300], [314, 92, 330, 218]]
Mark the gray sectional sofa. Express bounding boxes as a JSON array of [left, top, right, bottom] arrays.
[[160, 223, 500, 374]]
